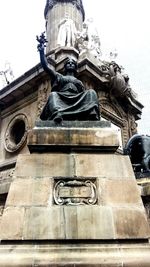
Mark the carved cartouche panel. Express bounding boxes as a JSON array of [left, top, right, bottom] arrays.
[[54, 178, 97, 205]]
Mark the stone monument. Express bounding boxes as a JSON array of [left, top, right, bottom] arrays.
[[0, 0, 150, 266]]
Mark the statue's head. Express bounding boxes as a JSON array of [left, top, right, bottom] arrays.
[[110, 61, 121, 72], [64, 57, 77, 74]]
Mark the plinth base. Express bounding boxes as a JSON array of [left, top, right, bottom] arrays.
[[0, 242, 150, 266], [28, 121, 118, 153], [0, 122, 150, 266]]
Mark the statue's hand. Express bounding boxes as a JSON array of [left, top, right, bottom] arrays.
[[36, 32, 47, 52]]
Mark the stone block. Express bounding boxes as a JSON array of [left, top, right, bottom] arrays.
[[120, 243, 150, 267], [23, 207, 65, 240], [100, 179, 143, 206], [75, 154, 135, 179], [14, 152, 135, 181], [6, 177, 52, 207], [0, 243, 150, 266], [75, 206, 115, 239], [1, 148, 149, 242], [35, 120, 111, 128], [113, 208, 150, 239], [28, 123, 119, 153], [23, 206, 115, 240], [15, 154, 75, 178], [0, 207, 25, 240]]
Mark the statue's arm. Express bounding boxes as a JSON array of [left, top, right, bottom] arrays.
[[37, 33, 56, 82]]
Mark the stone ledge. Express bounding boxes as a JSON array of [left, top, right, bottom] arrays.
[[0, 242, 150, 266], [35, 120, 111, 128], [28, 121, 119, 153]]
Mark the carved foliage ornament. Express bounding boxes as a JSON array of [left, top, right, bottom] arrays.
[[44, 0, 85, 20], [4, 114, 29, 153], [54, 179, 97, 205], [37, 81, 50, 118]]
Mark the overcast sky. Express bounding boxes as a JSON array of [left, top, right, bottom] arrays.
[[0, 0, 150, 134]]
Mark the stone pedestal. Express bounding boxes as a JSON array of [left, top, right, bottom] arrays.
[[0, 121, 149, 266]]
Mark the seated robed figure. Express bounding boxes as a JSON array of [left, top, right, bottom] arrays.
[[37, 33, 100, 123]]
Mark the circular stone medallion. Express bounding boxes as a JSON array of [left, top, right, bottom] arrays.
[[4, 114, 29, 153]]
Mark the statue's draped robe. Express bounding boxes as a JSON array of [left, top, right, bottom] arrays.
[[40, 73, 100, 121], [57, 19, 76, 47]]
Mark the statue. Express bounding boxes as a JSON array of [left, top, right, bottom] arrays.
[[57, 17, 77, 47], [124, 134, 150, 173], [76, 22, 89, 55], [109, 62, 136, 99], [76, 19, 102, 59], [37, 33, 100, 123], [98, 61, 137, 100]]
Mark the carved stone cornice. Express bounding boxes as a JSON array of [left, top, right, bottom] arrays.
[[100, 99, 126, 127], [44, 0, 85, 20], [101, 106, 125, 128]]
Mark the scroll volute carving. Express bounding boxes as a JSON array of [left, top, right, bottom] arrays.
[[37, 80, 51, 118]]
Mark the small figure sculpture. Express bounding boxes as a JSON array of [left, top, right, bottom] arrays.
[[57, 17, 77, 47], [107, 61, 136, 100], [86, 18, 102, 59], [97, 60, 137, 101], [76, 19, 102, 59], [76, 22, 89, 55], [37, 33, 100, 123]]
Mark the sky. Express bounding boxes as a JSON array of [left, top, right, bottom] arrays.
[[0, 0, 150, 134]]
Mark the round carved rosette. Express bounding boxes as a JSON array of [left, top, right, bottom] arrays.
[[4, 114, 29, 153]]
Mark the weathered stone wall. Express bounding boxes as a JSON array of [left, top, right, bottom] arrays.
[[0, 97, 37, 165], [0, 91, 38, 205]]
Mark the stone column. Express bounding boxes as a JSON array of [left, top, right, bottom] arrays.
[[45, 2, 84, 53]]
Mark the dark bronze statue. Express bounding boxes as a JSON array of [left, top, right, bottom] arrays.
[[124, 134, 150, 173], [99, 61, 136, 101], [37, 33, 100, 123]]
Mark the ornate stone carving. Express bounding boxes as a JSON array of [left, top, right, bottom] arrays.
[[4, 114, 29, 153], [37, 80, 51, 118], [101, 100, 125, 126], [76, 19, 102, 59], [107, 62, 137, 100], [128, 115, 138, 136], [0, 168, 15, 181], [100, 99, 130, 146], [76, 22, 89, 55], [54, 179, 97, 205]]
